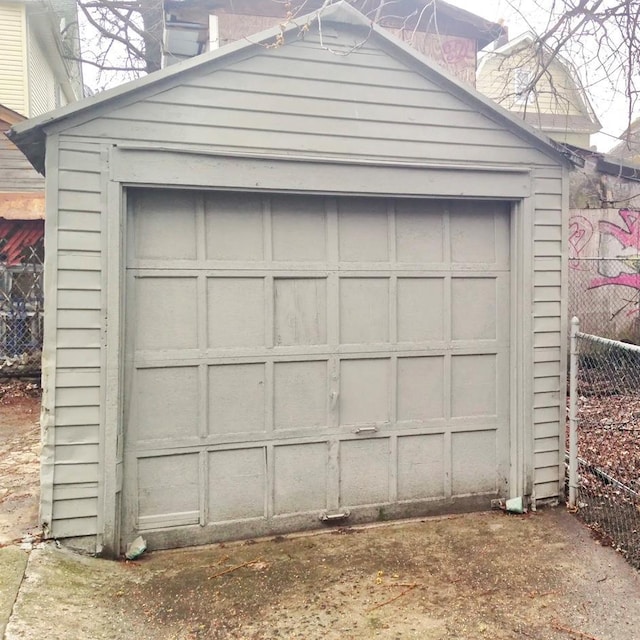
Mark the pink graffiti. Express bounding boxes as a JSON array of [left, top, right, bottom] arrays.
[[441, 38, 475, 65], [590, 272, 640, 289], [598, 209, 640, 250], [568, 215, 593, 270], [589, 209, 640, 290]]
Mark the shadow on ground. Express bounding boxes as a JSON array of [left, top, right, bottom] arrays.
[[4, 509, 640, 639]]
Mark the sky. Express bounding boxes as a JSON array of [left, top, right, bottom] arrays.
[[446, 0, 630, 152]]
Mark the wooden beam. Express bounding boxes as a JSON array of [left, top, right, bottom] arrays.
[[0, 191, 45, 220]]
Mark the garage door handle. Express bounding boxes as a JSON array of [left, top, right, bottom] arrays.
[[355, 426, 378, 434], [330, 390, 339, 410], [320, 510, 350, 522]]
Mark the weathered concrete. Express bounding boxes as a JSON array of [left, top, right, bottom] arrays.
[[3, 508, 640, 639], [0, 547, 28, 638]]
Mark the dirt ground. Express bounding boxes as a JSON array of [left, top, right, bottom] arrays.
[[6, 509, 640, 640], [0, 379, 41, 545]]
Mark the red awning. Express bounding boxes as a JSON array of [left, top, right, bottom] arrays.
[[0, 218, 44, 266]]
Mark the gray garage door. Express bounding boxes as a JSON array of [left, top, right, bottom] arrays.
[[121, 189, 511, 549]]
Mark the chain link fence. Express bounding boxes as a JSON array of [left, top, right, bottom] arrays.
[[569, 258, 640, 342], [0, 243, 44, 376], [567, 321, 640, 570]]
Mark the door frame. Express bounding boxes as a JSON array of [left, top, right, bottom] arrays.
[[99, 147, 534, 556]]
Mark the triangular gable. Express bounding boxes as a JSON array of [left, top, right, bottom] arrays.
[[477, 32, 601, 132], [10, 2, 570, 172]]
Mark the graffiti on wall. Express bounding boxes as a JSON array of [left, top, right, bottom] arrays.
[[589, 209, 640, 290], [569, 215, 593, 270], [569, 208, 640, 336]]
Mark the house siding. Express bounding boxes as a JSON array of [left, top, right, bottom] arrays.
[[0, 3, 27, 115], [0, 128, 45, 192], [477, 53, 585, 118], [27, 24, 58, 117], [65, 37, 556, 166], [43, 26, 566, 541], [43, 138, 103, 537]]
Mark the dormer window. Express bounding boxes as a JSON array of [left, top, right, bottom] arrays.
[[514, 67, 533, 105]]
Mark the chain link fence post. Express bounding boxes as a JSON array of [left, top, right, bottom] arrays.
[[568, 316, 579, 509]]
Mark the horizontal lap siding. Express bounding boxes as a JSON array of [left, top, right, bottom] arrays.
[[533, 170, 565, 499], [51, 141, 103, 539], [0, 3, 26, 115], [66, 35, 554, 167], [0, 133, 45, 191]]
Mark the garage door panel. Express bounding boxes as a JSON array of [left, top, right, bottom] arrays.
[[450, 202, 510, 265], [274, 443, 328, 515], [205, 192, 264, 261], [397, 356, 445, 422], [339, 358, 390, 426], [134, 366, 200, 441], [397, 434, 445, 500], [340, 278, 389, 344], [134, 277, 198, 351], [272, 195, 327, 262], [397, 277, 445, 342], [338, 198, 389, 262], [274, 361, 328, 430], [274, 277, 327, 346], [451, 354, 497, 418], [207, 277, 266, 348], [208, 363, 266, 434], [137, 453, 200, 528], [208, 448, 266, 522], [340, 439, 390, 506], [133, 190, 198, 261], [451, 430, 499, 495], [451, 277, 498, 341], [395, 200, 445, 263]]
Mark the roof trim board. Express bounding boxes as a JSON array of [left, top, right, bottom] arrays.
[[9, 1, 572, 173]]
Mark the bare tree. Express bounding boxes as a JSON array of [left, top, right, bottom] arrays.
[[498, 1, 640, 142], [77, 0, 164, 85], [75, 0, 494, 87], [74, 0, 640, 143]]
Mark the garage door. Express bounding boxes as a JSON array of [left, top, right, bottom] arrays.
[[122, 189, 511, 549]]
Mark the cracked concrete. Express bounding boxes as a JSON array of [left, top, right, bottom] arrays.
[[2, 509, 640, 640]]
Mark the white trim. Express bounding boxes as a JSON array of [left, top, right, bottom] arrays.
[[100, 148, 125, 556], [110, 148, 533, 199], [39, 132, 59, 536], [99, 149, 535, 551]]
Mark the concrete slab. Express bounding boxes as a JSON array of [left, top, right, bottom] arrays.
[[0, 546, 28, 638], [4, 508, 640, 639]]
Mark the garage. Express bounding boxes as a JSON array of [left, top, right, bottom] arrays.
[[10, 3, 569, 555]]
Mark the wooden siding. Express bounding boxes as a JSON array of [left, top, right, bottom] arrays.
[[532, 168, 565, 499], [0, 3, 27, 115], [65, 33, 555, 167], [0, 128, 45, 192], [27, 24, 57, 117], [47, 140, 103, 538], [44, 24, 567, 541]]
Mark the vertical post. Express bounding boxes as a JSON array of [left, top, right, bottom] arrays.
[[568, 316, 580, 508]]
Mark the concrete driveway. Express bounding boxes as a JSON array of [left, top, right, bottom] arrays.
[[2, 508, 640, 640]]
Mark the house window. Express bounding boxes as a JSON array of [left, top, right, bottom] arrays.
[[514, 67, 533, 105]]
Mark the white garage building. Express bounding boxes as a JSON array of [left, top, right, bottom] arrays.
[[11, 3, 570, 555]]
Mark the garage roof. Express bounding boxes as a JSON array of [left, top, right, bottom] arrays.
[[9, 2, 572, 173]]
